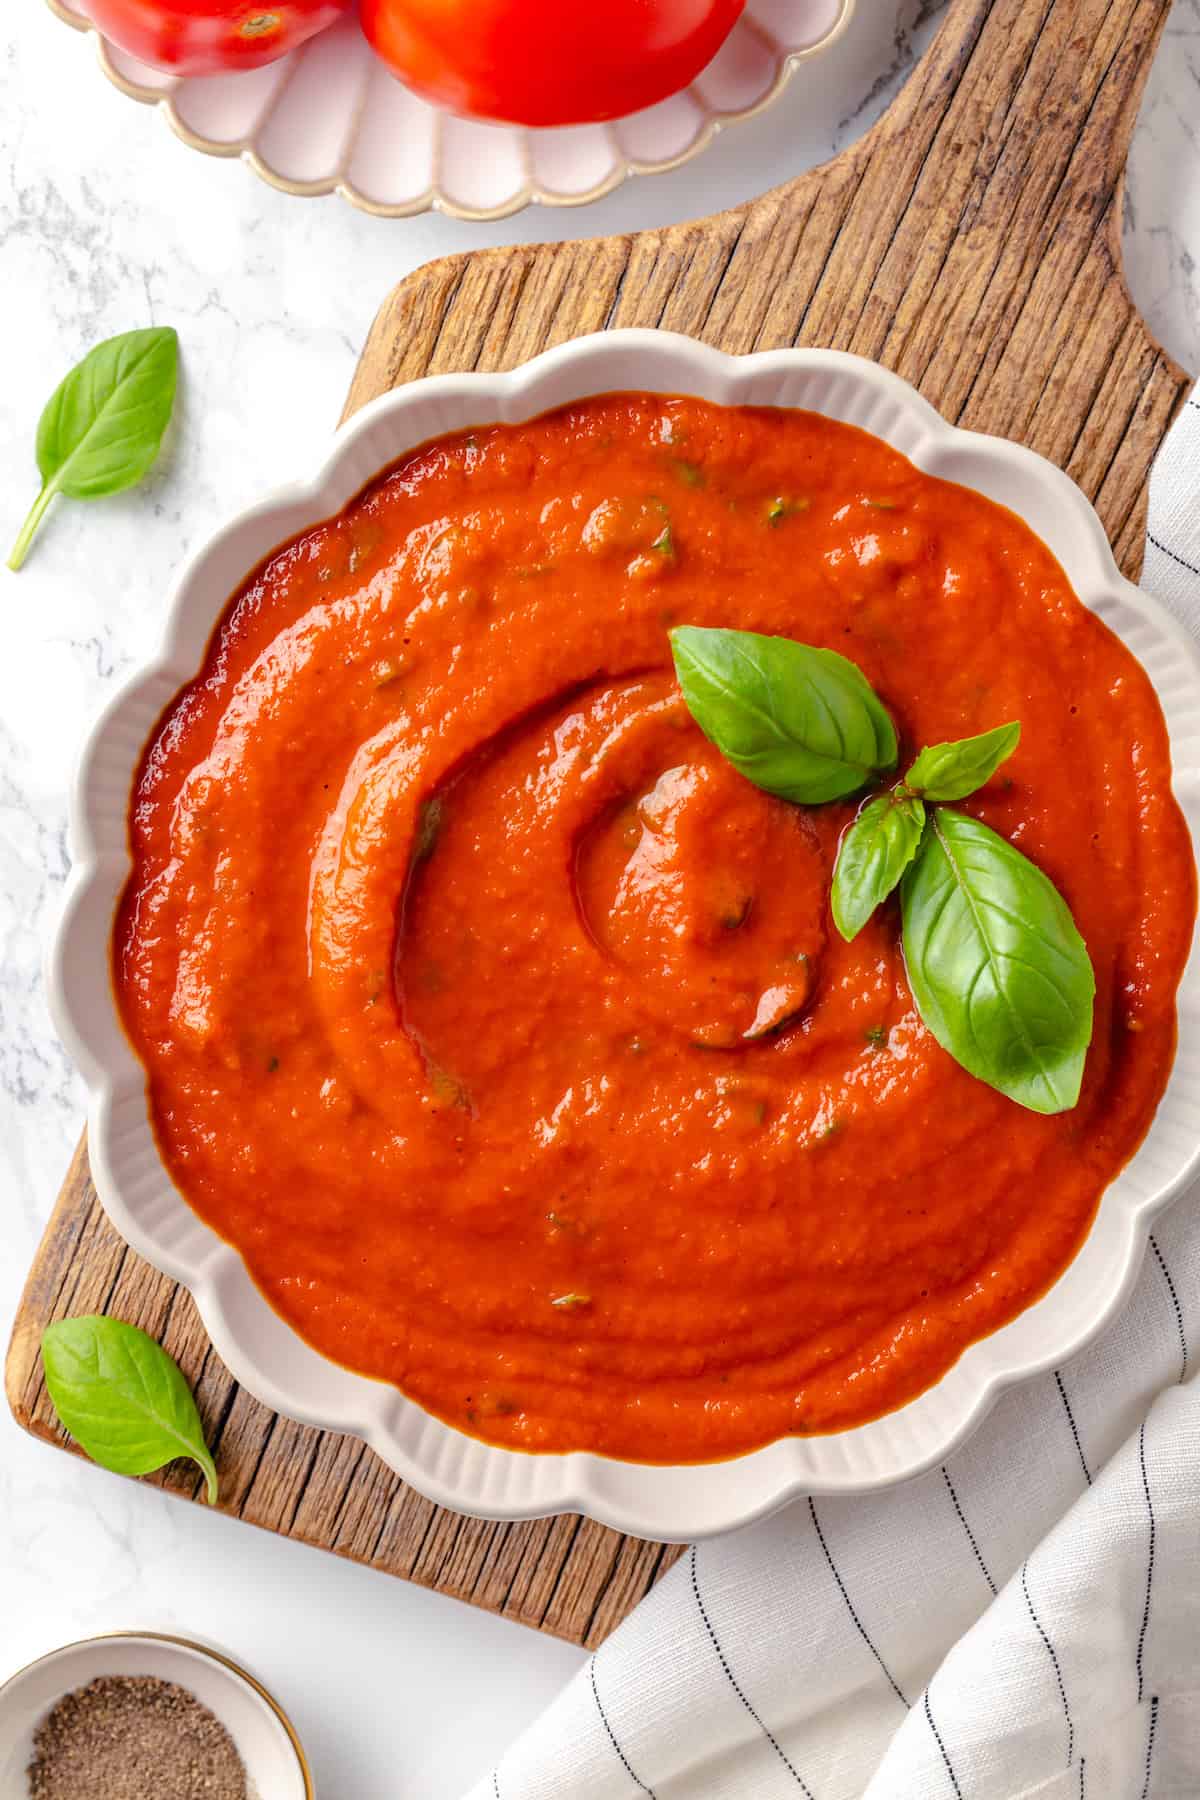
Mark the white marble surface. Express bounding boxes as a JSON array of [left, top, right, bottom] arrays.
[[1, 3, 1198, 1794]]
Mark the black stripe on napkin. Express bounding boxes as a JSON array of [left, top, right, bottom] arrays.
[[1141, 1695, 1159, 1800], [1149, 1235, 1189, 1382], [1021, 1560, 1074, 1767], [941, 1465, 997, 1594], [1136, 1423, 1157, 1705], [1147, 531, 1200, 580], [923, 1686, 963, 1798], [689, 1546, 815, 1797], [1054, 1371, 1092, 1485], [590, 1657, 657, 1798], [808, 1499, 908, 1705]]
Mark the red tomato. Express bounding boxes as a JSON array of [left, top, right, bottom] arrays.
[[85, 0, 352, 75], [359, 0, 747, 127]]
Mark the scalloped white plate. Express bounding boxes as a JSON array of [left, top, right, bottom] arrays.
[[46, 0, 854, 221], [52, 333, 1200, 1540]]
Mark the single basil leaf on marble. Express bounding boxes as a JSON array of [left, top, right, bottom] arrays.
[[904, 721, 1021, 803], [669, 626, 898, 804], [832, 791, 926, 941], [8, 327, 179, 572], [41, 1315, 218, 1504], [900, 808, 1095, 1114]]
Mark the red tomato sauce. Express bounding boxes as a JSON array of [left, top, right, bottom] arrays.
[[115, 395, 1196, 1461]]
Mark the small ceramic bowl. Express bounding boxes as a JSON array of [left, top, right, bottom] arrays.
[[51, 331, 1200, 1541], [45, 0, 854, 220], [0, 1633, 311, 1799]]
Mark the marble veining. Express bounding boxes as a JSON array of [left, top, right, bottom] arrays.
[[0, 3, 1197, 1795]]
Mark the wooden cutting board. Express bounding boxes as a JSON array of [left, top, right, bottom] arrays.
[[6, 0, 1190, 1648]]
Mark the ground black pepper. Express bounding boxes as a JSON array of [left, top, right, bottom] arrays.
[[28, 1674, 248, 1800]]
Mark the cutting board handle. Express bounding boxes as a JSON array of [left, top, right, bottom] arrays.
[[866, 0, 1171, 271]]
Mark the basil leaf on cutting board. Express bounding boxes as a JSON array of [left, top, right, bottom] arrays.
[[832, 791, 927, 941], [669, 625, 898, 804], [41, 1315, 218, 1503], [7, 327, 179, 571], [900, 808, 1095, 1114], [904, 721, 1021, 802]]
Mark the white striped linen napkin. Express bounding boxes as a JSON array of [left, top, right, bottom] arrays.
[[462, 393, 1200, 1800]]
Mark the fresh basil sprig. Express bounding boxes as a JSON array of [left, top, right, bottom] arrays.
[[670, 624, 1094, 1114], [833, 720, 1022, 938], [41, 1315, 218, 1503], [834, 711, 1092, 1112], [901, 810, 1095, 1114], [669, 626, 897, 804], [7, 327, 179, 572]]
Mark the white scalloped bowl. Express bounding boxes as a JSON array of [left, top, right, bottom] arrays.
[[47, 0, 853, 221], [52, 333, 1200, 1541]]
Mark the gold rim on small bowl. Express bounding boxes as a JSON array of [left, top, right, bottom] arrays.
[[0, 1631, 313, 1798]]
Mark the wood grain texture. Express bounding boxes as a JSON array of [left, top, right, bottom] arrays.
[[7, 0, 1189, 1647]]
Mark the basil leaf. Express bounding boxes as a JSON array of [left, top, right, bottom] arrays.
[[904, 721, 1021, 802], [8, 327, 179, 572], [832, 792, 926, 941], [669, 626, 897, 804], [41, 1315, 218, 1504], [900, 808, 1094, 1114]]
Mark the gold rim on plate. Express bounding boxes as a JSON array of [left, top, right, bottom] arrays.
[[0, 1631, 314, 1797], [44, 0, 857, 222]]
